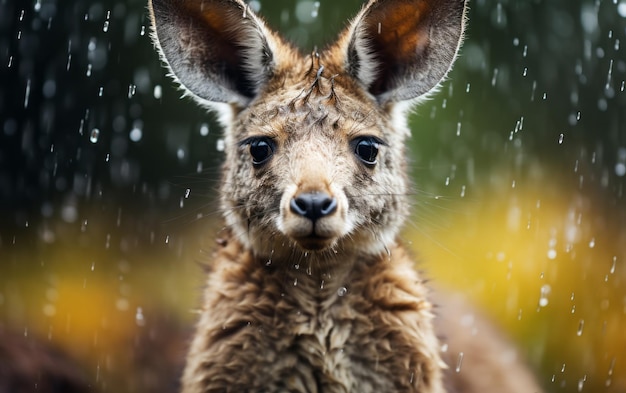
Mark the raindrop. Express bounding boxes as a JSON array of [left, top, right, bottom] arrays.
[[89, 128, 100, 143], [558, 133, 564, 144], [610, 256, 616, 274], [153, 85, 162, 99], [460, 185, 466, 198], [588, 238, 595, 248], [200, 123, 209, 136], [86, 63, 92, 77], [23, 79, 31, 108], [7, 55, 13, 68], [547, 249, 557, 260], [455, 352, 464, 373], [129, 127, 142, 142], [539, 284, 551, 307], [103, 20, 109, 33], [577, 319, 584, 336], [456, 122, 462, 136], [337, 287, 347, 297], [128, 84, 137, 98], [185, 189, 191, 198], [140, 25, 146, 36], [619, 2, 626, 18], [135, 307, 146, 327], [293, 278, 298, 286], [34, 0, 41, 12], [216, 138, 225, 152]]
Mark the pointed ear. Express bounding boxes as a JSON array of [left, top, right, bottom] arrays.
[[343, 0, 467, 104], [148, 0, 281, 107]]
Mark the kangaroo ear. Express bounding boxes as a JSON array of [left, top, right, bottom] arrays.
[[344, 0, 467, 104], [149, 0, 280, 107]]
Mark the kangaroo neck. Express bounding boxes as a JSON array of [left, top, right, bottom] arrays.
[[217, 229, 385, 304]]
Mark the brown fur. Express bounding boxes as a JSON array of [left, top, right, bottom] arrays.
[[148, 0, 544, 392]]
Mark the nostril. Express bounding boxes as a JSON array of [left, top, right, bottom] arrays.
[[290, 196, 311, 217], [290, 192, 337, 221], [320, 197, 337, 216]]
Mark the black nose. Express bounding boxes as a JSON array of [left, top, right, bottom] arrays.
[[290, 192, 337, 221]]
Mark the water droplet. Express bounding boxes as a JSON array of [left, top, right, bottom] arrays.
[[129, 127, 142, 142], [89, 128, 100, 143], [547, 249, 557, 260], [455, 352, 464, 373], [539, 284, 551, 307], [140, 25, 146, 36], [610, 256, 616, 274], [200, 123, 209, 136], [153, 85, 162, 99], [23, 79, 31, 108], [135, 307, 146, 327], [103, 20, 109, 32], [216, 138, 225, 152], [577, 320, 585, 336], [86, 63, 92, 77], [337, 287, 347, 297], [128, 84, 137, 98], [558, 133, 564, 144]]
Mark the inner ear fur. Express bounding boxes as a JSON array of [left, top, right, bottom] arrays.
[[345, 0, 467, 103], [149, 0, 281, 107]]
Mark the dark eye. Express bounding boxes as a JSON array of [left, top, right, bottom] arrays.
[[354, 137, 381, 166], [249, 138, 275, 166]]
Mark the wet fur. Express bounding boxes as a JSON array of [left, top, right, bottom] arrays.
[[149, 0, 543, 392]]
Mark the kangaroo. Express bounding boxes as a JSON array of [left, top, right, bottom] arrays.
[[149, 0, 543, 392]]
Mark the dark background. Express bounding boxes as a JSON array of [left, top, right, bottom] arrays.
[[1, 0, 625, 392]]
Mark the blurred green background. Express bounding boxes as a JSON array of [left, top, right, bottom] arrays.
[[0, 0, 625, 392]]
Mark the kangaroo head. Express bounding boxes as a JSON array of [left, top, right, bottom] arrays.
[[149, 0, 467, 262]]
